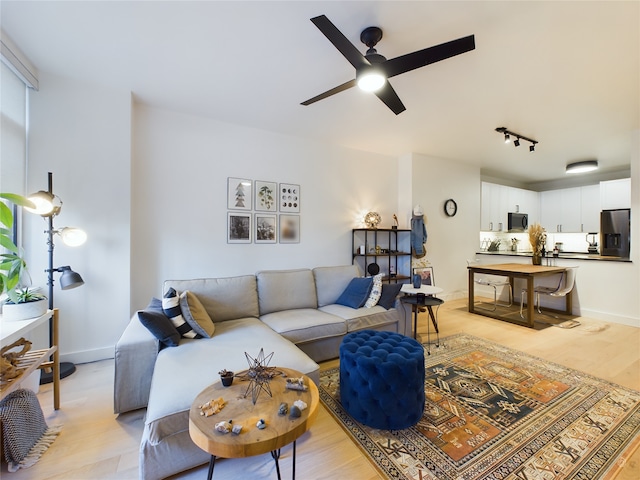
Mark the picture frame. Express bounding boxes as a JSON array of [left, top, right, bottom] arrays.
[[279, 214, 300, 243], [279, 183, 300, 213], [227, 212, 252, 243], [413, 266, 435, 286], [254, 180, 277, 212], [254, 214, 277, 243], [227, 177, 252, 210]]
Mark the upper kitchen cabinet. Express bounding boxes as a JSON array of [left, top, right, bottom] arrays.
[[541, 185, 601, 233], [507, 187, 539, 224], [481, 182, 508, 231], [540, 187, 582, 232], [600, 178, 631, 210], [481, 182, 539, 231]]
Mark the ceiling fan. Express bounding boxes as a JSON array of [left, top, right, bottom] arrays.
[[301, 15, 475, 115]]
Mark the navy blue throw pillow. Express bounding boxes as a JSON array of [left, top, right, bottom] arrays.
[[377, 283, 404, 309], [335, 277, 374, 309], [138, 297, 180, 347]]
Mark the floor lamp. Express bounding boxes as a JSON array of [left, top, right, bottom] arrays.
[[27, 172, 86, 383]]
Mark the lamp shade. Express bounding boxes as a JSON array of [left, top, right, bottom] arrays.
[[59, 227, 87, 247], [25, 190, 55, 216], [58, 266, 84, 290]]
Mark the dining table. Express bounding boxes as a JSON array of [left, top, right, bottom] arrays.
[[467, 262, 571, 327]]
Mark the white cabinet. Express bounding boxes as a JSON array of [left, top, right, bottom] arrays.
[[508, 187, 539, 224], [481, 182, 508, 231], [600, 178, 631, 210], [580, 184, 600, 232], [540, 187, 582, 232]]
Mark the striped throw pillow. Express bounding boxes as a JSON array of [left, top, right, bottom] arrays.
[[162, 287, 201, 339], [364, 273, 384, 308]]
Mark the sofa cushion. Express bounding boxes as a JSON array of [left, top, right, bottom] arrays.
[[364, 273, 384, 308], [377, 283, 404, 309], [256, 269, 317, 315], [179, 291, 215, 338], [164, 276, 259, 322], [335, 277, 373, 308], [145, 317, 319, 445], [319, 304, 400, 332], [260, 308, 347, 344], [137, 298, 180, 347], [313, 265, 360, 307], [162, 288, 201, 339]]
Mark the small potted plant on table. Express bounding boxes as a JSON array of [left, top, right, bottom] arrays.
[[218, 369, 234, 387]]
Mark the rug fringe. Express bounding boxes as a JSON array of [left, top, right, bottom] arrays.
[[7, 424, 63, 472]]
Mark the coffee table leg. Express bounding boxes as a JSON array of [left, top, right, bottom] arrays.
[[271, 449, 282, 480], [292, 440, 297, 479], [207, 455, 216, 480]]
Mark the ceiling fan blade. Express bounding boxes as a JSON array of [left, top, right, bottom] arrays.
[[374, 82, 406, 115], [382, 35, 475, 78], [310, 15, 368, 70], [301, 79, 357, 106]]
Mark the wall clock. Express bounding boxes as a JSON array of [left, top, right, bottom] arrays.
[[444, 199, 457, 217]]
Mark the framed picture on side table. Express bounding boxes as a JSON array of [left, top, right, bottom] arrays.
[[227, 212, 251, 243], [255, 214, 277, 243], [413, 266, 434, 286]]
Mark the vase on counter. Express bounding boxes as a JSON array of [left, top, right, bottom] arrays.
[[532, 254, 542, 265]]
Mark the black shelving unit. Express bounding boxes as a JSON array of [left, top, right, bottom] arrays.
[[352, 228, 411, 283]]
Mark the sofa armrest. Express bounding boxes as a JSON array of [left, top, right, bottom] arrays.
[[396, 298, 413, 337], [114, 314, 160, 414]]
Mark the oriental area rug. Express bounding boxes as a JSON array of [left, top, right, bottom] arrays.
[[319, 334, 640, 480]]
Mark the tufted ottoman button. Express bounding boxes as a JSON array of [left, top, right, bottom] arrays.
[[339, 330, 425, 430]]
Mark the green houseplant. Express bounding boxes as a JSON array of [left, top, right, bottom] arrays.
[[0, 193, 46, 318]]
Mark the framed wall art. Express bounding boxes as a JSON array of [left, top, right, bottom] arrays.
[[254, 180, 277, 212], [254, 214, 277, 243], [227, 212, 252, 243], [279, 215, 300, 243], [413, 266, 435, 286], [279, 183, 300, 213], [227, 177, 252, 210]]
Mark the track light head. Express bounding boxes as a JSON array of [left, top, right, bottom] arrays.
[[514, 138, 520, 147], [529, 144, 535, 152], [504, 133, 510, 143], [495, 127, 538, 153]]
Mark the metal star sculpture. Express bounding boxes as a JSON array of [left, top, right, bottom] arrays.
[[235, 348, 280, 405]]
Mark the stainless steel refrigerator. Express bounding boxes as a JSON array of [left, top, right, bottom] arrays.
[[600, 208, 630, 257]]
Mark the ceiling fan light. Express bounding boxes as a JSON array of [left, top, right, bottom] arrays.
[[566, 160, 598, 174], [357, 70, 385, 92]]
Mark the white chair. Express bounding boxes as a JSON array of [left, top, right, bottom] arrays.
[[520, 266, 578, 317], [467, 259, 513, 311]]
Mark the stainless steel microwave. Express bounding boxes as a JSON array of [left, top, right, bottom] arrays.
[[508, 212, 528, 231]]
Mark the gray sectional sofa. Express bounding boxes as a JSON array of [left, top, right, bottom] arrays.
[[113, 265, 410, 480]]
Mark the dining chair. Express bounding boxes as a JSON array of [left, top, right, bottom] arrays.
[[520, 266, 578, 317], [467, 259, 513, 311]]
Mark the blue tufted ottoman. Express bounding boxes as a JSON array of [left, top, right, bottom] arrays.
[[339, 330, 425, 430]]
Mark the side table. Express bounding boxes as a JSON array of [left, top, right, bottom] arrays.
[[400, 285, 444, 352], [189, 367, 318, 480]]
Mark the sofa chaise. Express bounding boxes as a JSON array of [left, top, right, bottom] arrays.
[[113, 265, 410, 479]]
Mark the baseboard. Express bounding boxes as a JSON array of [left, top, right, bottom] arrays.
[[578, 308, 639, 328], [60, 346, 115, 365]]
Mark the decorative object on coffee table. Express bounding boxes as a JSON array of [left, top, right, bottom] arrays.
[[218, 369, 234, 387], [235, 348, 281, 405]]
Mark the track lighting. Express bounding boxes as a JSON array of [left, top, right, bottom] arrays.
[[566, 160, 598, 174], [496, 127, 538, 152]]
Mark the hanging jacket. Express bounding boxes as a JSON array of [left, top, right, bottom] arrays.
[[411, 214, 427, 257]]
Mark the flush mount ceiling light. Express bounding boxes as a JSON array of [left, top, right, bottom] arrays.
[[495, 127, 538, 152], [356, 66, 386, 92], [566, 160, 598, 174]]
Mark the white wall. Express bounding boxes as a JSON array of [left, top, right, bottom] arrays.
[[25, 73, 131, 363], [408, 153, 481, 298], [130, 104, 400, 315]]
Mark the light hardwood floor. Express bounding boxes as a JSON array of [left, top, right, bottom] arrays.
[[2, 298, 639, 479]]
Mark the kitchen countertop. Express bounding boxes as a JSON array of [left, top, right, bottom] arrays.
[[476, 251, 631, 262]]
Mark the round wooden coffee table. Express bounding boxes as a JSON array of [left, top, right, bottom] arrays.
[[189, 367, 318, 480]]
